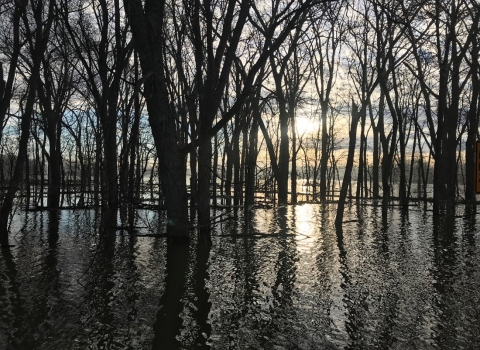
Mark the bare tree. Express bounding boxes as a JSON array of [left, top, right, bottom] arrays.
[[0, 0, 26, 146], [0, 0, 55, 244], [59, 0, 133, 241], [309, 2, 344, 201], [404, 0, 479, 214]]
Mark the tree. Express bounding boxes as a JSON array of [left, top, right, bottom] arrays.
[[404, 0, 479, 214], [463, 0, 479, 209], [268, 18, 308, 204], [0, 0, 26, 146], [60, 0, 133, 238], [36, 21, 76, 209], [0, 0, 55, 244], [335, 101, 360, 230], [125, 0, 319, 240], [309, 1, 344, 201]]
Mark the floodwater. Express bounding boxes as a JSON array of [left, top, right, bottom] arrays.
[[1, 203, 480, 349]]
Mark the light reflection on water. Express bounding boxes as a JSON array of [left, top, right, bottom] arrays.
[[0, 204, 480, 349]]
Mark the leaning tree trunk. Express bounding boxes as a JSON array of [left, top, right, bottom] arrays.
[[335, 102, 361, 231]]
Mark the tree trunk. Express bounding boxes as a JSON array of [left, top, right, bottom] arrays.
[[278, 106, 289, 204], [398, 115, 408, 209], [125, 0, 188, 240], [356, 109, 366, 199], [465, 18, 479, 208], [47, 120, 62, 209], [320, 103, 329, 201], [224, 125, 233, 207], [197, 123, 213, 239], [369, 103, 380, 199], [0, 69, 38, 241], [232, 115, 241, 206], [335, 102, 360, 231], [291, 108, 297, 204], [245, 114, 259, 207], [212, 134, 218, 207]]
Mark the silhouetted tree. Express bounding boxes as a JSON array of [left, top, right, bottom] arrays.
[[0, 0, 55, 244]]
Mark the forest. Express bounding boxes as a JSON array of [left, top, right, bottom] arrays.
[[0, 0, 477, 246], [1, 0, 480, 348]]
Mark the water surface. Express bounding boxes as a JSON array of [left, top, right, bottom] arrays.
[[1, 203, 479, 349]]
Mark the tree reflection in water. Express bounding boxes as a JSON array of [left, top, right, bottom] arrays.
[[1, 204, 480, 349]]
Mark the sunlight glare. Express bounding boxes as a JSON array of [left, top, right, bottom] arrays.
[[294, 204, 317, 251], [295, 117, 319, 136]]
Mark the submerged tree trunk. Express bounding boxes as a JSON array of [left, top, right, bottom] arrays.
[[368, 103, 380, 199], [47, 121, 62, 209], [224, 125, 233, 207], [291, 107, 297, 204], [356, 108, 366, 199], [101, 104, 119, 239], [377, 89, 398, 217], [125, 0, 189, 240], [335, 102, 360, 231], [245, 71, 262, 207], [232, 111, 242, 207], [197, 114, 215, 238], [0, 75, 37, 239], [320, 103, 329, 201]]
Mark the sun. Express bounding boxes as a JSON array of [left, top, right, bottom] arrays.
[[295, 116, 319, 136]]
